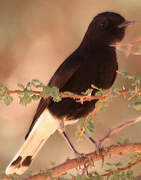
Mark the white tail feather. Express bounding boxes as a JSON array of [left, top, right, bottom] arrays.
[[6, 109, 59, 175]]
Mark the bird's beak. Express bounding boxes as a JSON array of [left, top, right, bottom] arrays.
[[118, 20, 136, 28]]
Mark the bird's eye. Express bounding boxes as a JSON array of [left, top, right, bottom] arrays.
[[98, 19, 109, 30]]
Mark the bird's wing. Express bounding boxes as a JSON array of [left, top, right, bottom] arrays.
[[25, 54, 82, 139]]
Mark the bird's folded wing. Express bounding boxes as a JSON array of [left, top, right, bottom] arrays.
[[25, 54, 82, 139]]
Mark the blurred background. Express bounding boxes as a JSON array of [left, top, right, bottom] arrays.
[[0, 0, 141, 177]]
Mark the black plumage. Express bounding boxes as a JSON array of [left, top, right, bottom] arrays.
[[26, 12, 127, 138]]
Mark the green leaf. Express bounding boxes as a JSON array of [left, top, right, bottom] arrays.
[[19, 96, 32, 106], [18, 88, 33, 106], [78, 118, 85, 126], [0, 168, 6, 179], [31, 79, 43, 88], [63, 91, 74, 95], [17, 83, 25, 89], [32, 95, 40, 100], [85, 121, 95, 137], [82, 88, 93, 96], [35, 84, 43, 88], [117, 137, 130, 145], [117, 70, 135, 80], [129, 101, 141, 111], [41, 86, 61, 102], [26, 82, 31, 87], [114, 162, 122, 167], [0, 94, 3, 100], [3, 94, 13, 105], [129, 153, 141, 162], [0, 83, 8, 90], [109, 87, 121, 97], [106, 162, 113, 166], [31, 79, 40, 83]]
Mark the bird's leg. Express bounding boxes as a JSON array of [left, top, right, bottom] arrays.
[[58, 120, 82, 156], [58, 121, 94, 172], [85, 135, 98, 149], [84, 132, 98, 149], [59, 130, 91, 172], [61, 131, 81, 156]]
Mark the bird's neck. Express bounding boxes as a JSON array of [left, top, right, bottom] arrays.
[[78, 36, 114, 52], [78, 28, 113, 52]]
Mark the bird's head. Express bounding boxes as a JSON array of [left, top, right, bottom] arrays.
[[87, 11, 136, 45]]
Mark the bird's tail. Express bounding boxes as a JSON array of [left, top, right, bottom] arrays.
[[6, 109, 60, 175]]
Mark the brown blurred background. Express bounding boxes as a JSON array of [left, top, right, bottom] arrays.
[[0, 0, 141, 177]]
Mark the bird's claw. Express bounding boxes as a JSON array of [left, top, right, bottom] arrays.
[[75, 152, 92, 174], [95, 144, 105, 168]]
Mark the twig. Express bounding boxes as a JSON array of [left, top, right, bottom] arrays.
[[99, 115, 141, 146], [90, 99, 104, 120], [7, 88, 141, 102], [102, 157, 141, 177], [6, 89, 132, 102], [111, 38, 141, 47], [111, 38, 141, 57], [1, 85, 140, 106], [136, 175, 141, 179], [7, 90, 40, 95]]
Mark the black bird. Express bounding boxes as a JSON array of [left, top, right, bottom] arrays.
[[6, 11, 135, 175]]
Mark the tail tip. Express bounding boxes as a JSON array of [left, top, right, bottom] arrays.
[[5, 155, 32, 175], [5, 165, 27, 175]]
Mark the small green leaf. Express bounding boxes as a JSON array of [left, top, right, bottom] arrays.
[[78, 118, 85, 126], [19, 96, 32, 106], [32, 95, 40, 100], [0, 94, 3, 100], [31, 79, 43, 88], [3, 94, 13, 105], [109, 87, 121, 97], [114, 162, 122, 167], [35, 84, 43, 88], [63, 91, 74, 95], [129, 101, 141, 111], [26, 82, 31, 87], [0, 168, 6, 179], [82, 88, 93, 96], [18, 88, 33, 106], [0, 83, 7, 90], [117, 137, 130, 145], [17, 83, 25, 89], [32, 79, 40, 83], [117, 70, 135, 80], [106, 162, 113, 166], [85, 121, 95, 137]]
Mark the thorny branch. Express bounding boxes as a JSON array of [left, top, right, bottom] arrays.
[[6, 88, 140, 102], [2, 144, 141, 180], [7, 143, 141, 180]]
